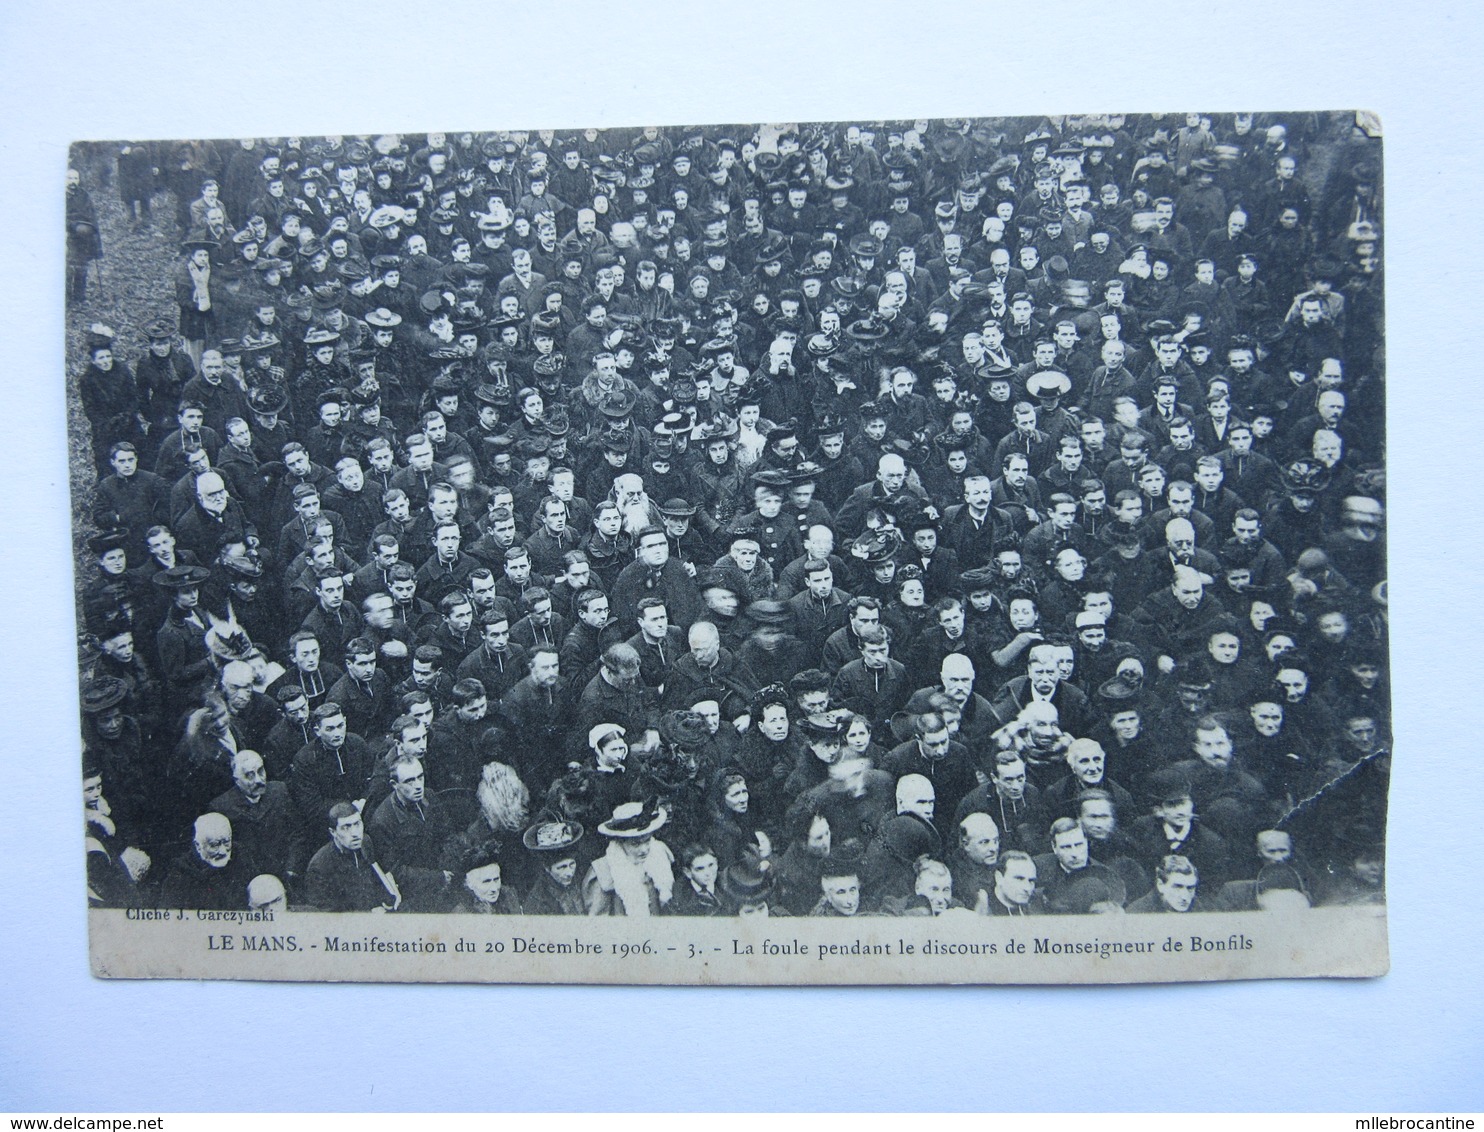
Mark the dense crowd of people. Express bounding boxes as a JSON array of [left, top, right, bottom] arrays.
[[69, 113, 1388, 920]]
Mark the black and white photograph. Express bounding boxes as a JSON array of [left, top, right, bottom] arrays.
[[65, 111, 1390, 984]]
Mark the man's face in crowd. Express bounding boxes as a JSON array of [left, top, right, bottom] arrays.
[[595, 508, 622, 537], [996, 857, 1037, 906], [1158, 869, 1199, 912], [1194, 726, 1234, 769], [332, 811, 365, 852], [391, 760, 426, 805], [1195, 461, 1223, 492], [1173, 574, 1204, 610], [1113, 495, 1143, 525], [1158, 798, 1195, 828], [992, 758, 1027, 800], [1109, 708, 1140, 741], [639, 603, 669, 641], [1257, 831, 1292, 865], [232, 752, 268, 802], [407, 441, 435, 471], [346, 650, 376, 682], [915, 868, 952, 914], [195, 821, 233, 868], [1052, 826, 1090, 872], [1028, 656, 1058, 697], [961, 818, 1000, 867], [434, 526, 461, 560], [221, 667, 255, 713], [579, 595, 611, 629], [314, 711, 347, 750], [504, 553, 532, 585], [1080, 798, 1117, 840], [805, 565, 835, 599], [317, 575, 344, 610], [364, 595, 395, 629], [1068, 744, 1104, 786]]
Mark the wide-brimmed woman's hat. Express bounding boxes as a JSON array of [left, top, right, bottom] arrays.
[[598, 800, 667, 839]]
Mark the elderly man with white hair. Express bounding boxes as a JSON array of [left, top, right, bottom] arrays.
[[904, 652, 1001, 747], [895, 773, 936, 825], [1054, 727, 1134, 807], [1132, 563, 1229, 675], [990, 641, 1094, 741], [1151, 512, 1222, 587], [610, 472, 661, 536], [160, 812, 255, 909], [172, 468, 255, 564], [207, 748, 302, 882], [660, 620, 754, 718], [247, 873, 288, 913], [836, 451, 930, 537]]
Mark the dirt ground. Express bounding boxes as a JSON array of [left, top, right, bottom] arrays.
[[65, 143, 182, 666]]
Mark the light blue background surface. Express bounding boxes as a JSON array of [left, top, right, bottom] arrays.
[[1, 0, 1479, 1111]]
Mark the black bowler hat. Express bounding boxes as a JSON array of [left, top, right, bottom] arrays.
[[721, 858, 774, 904], [747, 600, 793, 626], [749, 468, 793, 489], [598, 389, 637, 419], [152, 564, 212, 590]]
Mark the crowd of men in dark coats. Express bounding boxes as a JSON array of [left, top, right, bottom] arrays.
[[72, 112, 1389, 919]]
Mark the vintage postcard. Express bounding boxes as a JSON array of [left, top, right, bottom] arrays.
[[68, 111, 1389, 984]]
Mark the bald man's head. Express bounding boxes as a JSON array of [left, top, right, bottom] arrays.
[[1165, 516, 1196, 549], [1018, 699, 1060, 726], [195, 472, 228, 512], [220, 660, 256, 710], [1171, 564, 1206, 609], [896, 773, 935, 821], [231, 749, 268, 801], [877, 453, 908, 490], [940, 654, 976, 706], [959, 812, 1001, 866], [247, 873, 287, 910], [688, 621, 721, 663]]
